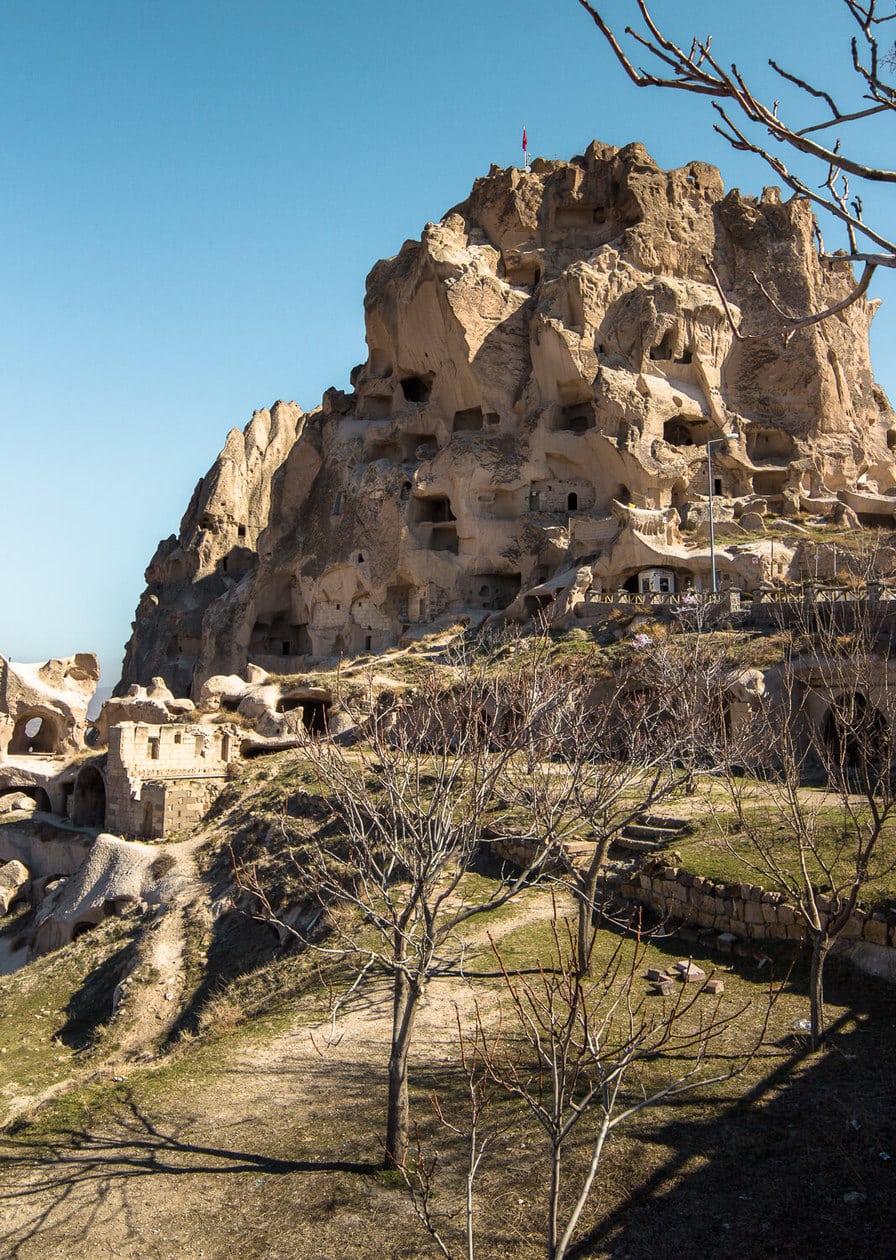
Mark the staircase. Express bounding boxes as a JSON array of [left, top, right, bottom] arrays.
[[612, 813, 691, 855]]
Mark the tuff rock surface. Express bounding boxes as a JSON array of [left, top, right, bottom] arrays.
[[119, 141, 896, 698], [0, 654, 99, 757]]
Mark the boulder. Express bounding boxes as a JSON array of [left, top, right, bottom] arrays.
[[0, 860, 30, 914], [0, 792, 38, 815]]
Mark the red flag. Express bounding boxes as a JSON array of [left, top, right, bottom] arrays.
[[522, 127, 528, 152]]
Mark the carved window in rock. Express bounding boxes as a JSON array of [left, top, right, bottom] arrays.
[[9, 713, 61, 756], [650, 330, 692, 364], [554, 402, 596, 434], [747, 428, 795, 462], [412, 495, 455, 524], [663, 417, 710, 447], [753, 469, 787, 496], [400, 375, 432, 404], [650, 330, 675, 361], [453, 407, 484, 432]]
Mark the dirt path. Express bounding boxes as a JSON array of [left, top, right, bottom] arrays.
[[110, 838, 206, 1062], [0, 892, 562, 1260]]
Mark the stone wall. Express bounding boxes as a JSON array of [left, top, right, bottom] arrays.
[[491, 836, 542, 868], [137, 778, 225, 838], [105, 721, 239, 839], [621, 865, 895, 948]]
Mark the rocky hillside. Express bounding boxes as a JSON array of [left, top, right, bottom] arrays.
[[119, 140, 895, 699]]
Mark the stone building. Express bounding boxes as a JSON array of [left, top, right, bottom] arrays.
[[102, 721, 239, 839]]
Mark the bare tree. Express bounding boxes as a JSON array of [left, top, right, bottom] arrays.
[[563, 623, 734, 975], [399, 913, 771, 1260], [236, 649, 575, 1169], [576, 0, 896, 331], [721, 591, 896, 1047]]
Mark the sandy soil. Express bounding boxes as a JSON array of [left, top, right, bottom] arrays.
[[0, 896, 560, 1260]]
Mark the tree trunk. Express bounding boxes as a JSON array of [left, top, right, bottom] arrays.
[[576, 840, 610, 977], [384, 967, 419, 1168], [809, 933, 831, 1051], [547, 1137, 562, 1260]]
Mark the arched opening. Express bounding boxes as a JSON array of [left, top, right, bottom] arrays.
[[747, 427, 795, 461], [822, 693, 890, 772], [71, 765, 106, 828], [9, 712, 62, 755], [302, 701, 330, 736], [649, 330, 675, 361], [72, 920, 100, 941], [26, 786, 52, 813], [400, 375, 432, 404], [567, 492, 579, 511]]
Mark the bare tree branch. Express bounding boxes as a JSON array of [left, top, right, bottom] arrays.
[[575, 0, 896, 332]]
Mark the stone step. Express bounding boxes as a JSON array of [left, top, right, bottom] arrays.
[[612, 835, 671, 855], [639, 814, 689, 831], [621, 823, 682, 842]]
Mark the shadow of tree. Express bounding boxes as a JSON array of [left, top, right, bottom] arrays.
[[0, 1076, 384, 1260], [566, 964, 896, 1259]]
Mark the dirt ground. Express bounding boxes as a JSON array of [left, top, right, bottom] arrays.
[[2, 897, 895, 1260]]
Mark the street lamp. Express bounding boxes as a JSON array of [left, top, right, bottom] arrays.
[[706, 434, 738, 595]]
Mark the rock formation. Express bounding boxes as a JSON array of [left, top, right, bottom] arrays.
[[0, 654, 99, 758], [91, 677, 195, 746], [119, 141, 896, 698]]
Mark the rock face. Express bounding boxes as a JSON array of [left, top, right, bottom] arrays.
[[0, 654, 99, 758], [119, 141, 895, 697], [91, 677, 196, 745]]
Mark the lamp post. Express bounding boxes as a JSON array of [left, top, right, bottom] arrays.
[[706, 434, 738, 595]]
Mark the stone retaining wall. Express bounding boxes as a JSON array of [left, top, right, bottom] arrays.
[[621, 866, 896, 948], [491, 836, 543, 868]]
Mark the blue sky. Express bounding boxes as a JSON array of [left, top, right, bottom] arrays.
[[2, 0, 893, 686]]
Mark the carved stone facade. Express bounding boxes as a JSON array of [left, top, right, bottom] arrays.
[[103, 722, 239, 839], [117, 141, 895, 698]]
